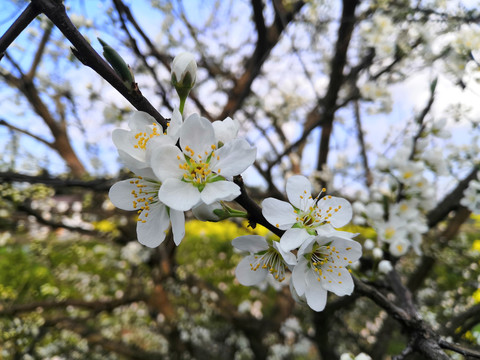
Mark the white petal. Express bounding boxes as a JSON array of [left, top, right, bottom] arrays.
[[212, 117, 239, 144], [286, 175, 313, 209], [145, 136, 176, 166], [289, 280, 306, 305], [292, 259, 309, 296], [261, 198, 297, 229], [127, 166, 157, 179], [137, 204, 169, 248], [213, 139, 256, 177], [127, 111, 156, 131], [280, 228, 313, 252], [150, 145, 184, 181], [232, 235, 268, 253], [112, 128, 143, 160], [158, 178, 201, 211], [117, 149, 148, 171], [330, 237, 363, 265], [272, 241, 297, 266], [180, 114, 215, 156], [317, 196, 352, 228], [305, 272, 328, 311], [235, 256, 268, 286], [170, 209, 185, 246], [320, 267, 354, 296], [172, 52, 197, 83], [297, 237, 315, 257], [201, 181, 240, 204], [109, 179, 137, 210]]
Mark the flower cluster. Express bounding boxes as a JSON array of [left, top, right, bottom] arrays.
[[109, 52, 361, 312], [109, 53, 256, 248], [352, 121, 451, 257], [232, 175, 362, 311]]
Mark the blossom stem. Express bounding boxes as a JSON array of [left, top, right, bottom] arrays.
[[179, 96, 186, 115]]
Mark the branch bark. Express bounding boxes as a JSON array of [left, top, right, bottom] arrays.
[[316, 0, 359, 175]]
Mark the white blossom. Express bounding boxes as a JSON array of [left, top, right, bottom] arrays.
[[291, 234, 362, 312], [151, 114, 256, 211], [262, 175, 353, 251]]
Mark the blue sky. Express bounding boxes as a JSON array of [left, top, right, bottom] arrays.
[[0, 1, 479, 193]]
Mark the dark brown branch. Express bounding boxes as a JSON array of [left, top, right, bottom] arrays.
[[316, 0, 359, 175], [251, 0, 267, 50], [0, 171, 116, 191], [438, 339, 480, 358], [445, 302, 480, 339], [30, 0, 167, 129], [233, 175, 284, 237], [0, 295, 147, 317], [354, 277, 451, 360], [0, 3, 40, 60], [427, 167, 478, 227]]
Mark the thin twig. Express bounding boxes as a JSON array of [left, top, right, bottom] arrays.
[[353, 99, 372, 187], [0, 118, 54, 148]]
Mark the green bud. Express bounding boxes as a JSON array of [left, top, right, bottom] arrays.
[[98, 38, 135, 91]]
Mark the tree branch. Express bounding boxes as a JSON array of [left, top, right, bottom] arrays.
[[353, 99, 372, 187], [0, 118, 54, 148], [0, 295, 147, 317], [0, 170, 116, 191], [233, 175, 284, 237], [30, 0, 168, 129], [316, 0, 359, 175], [0, 3, 40, 60], [427, 166, 478, 227]]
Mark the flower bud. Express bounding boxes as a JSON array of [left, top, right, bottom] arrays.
[[171, 52, 197, 94], [192, 202, 224, 222], [378, 260, 393, 274], [372, 247, 383, 259]]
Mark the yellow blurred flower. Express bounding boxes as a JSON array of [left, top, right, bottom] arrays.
[[472, 239, 480, 253], [473, 288, 480, 304]]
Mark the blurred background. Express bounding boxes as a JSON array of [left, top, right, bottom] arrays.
[[0, 0, 480, 359]]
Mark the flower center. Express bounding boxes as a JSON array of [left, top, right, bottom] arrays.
[[133, 122, 164, 150], [129, 176, 162, 223], [308, 243, 353, 284], [294, 189, 341, 230], [384, 226, 396, 239], [177, 144, 222, 191], [249, 246, 287, 282]]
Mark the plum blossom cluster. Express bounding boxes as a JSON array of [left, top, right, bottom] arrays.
[[233, 175, 362, 311], [109, 109, 256, 247], [108, 52, 362, 312]]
